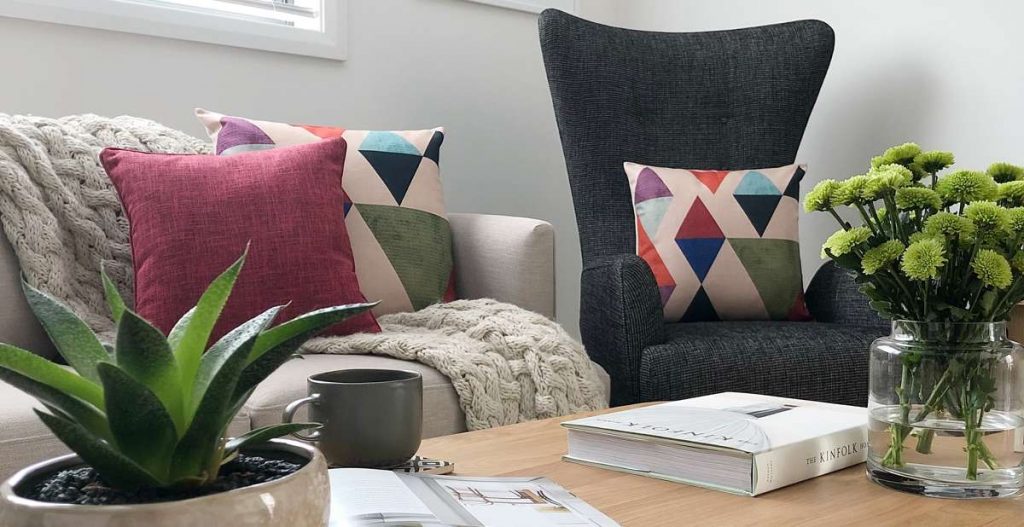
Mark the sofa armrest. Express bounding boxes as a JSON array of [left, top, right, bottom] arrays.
[[580, 253, 665, 406], [448, 213, 555, 318], [806, 261, 888, 329]]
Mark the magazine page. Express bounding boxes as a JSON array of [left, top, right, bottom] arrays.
[[328, 468, 444, 526], [401, 474, 619, 527]]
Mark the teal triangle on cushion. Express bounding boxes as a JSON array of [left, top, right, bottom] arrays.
[[636, 196, 673, 238], [360, 131, 421, 155], [681, 286, 719, 322], [734, 171, 782, 195], [735, 194, 783, 237], [675, 238, 724, 282], [361, 151, 423, 205]]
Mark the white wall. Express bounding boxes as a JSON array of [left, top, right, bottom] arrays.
[[598, 0, 1024, 284], [0, 0, 611, 334]]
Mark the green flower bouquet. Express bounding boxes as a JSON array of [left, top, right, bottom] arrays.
[[805, 143, 1024, 496]]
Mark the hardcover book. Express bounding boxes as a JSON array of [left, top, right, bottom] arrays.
[[562, 392, 867, 496]]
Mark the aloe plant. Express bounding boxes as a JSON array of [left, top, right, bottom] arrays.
[[0, 249, 374, 490]]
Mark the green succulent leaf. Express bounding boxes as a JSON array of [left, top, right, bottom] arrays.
[[169, 306, 278, 483], [21, 279, 108, 383], [100, 265, 126, 324], [97, 363, 179, 482], [170, 249, 247, 401], [234, 303, 376, 400], [223, 423, 320, 458], [115, 310, 184, 432], [0, 344, 103, 408], [34, 409, 162, 490], [188, 306, 283, 421], [0, 367, 110, 440]]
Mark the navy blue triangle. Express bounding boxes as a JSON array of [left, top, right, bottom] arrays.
[[681, 286, 719, 322], [423, 131, 444, 165], [735, 195, 782, 237], [783, 167, 803, 199], [360, 150, 423, 204], [676, 238, 724, 282]]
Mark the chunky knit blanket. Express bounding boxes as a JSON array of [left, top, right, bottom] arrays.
[[0, 114, 606, 430]]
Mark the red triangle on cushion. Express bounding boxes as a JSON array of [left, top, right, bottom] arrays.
[[298, 124, 344, 139], [691, 170, 729, 193], [637, 218, 675, 288], [787, 290, 813, 321], [676, 198, 723, 239]]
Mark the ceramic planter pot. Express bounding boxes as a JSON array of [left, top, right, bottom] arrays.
[[0, 439, 329, 527]]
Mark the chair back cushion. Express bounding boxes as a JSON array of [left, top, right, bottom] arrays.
[[625, 162, 811, 322], [539, 11, 834, 266]]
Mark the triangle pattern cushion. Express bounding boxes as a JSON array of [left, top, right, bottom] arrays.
[[624, 162, 810, 322], [100, 138, 380, 340], [194, 108, 453, 317]]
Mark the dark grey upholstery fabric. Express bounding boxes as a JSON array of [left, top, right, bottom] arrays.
[[642, 322, 887, 407], [580, 254, 665, 405], [806, 261, 889, 329], [539, 10, 882, 407]]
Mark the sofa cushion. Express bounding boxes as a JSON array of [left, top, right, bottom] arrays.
[[195, 109, 455, 317], [101, 138, 379, 339], [639, 321, 883, 406]]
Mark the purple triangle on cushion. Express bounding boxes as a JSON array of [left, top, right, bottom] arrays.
[[634, 167, 673, 204], [216, 117, 275, 155]]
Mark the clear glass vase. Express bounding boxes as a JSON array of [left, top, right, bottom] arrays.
[[867, 321, 1024, 498]]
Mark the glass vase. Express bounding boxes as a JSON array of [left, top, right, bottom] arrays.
[[867, 321, 1024, 498]]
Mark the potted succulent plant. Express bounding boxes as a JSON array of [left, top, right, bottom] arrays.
[[0, 250, 373, 526], [805, 144, 1024, 498]]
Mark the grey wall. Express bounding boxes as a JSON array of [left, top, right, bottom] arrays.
[[0, 0, 608, 334], [592, 0, 1024, 284]]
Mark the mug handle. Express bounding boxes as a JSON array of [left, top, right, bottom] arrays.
[[282, 394, 322, 441]]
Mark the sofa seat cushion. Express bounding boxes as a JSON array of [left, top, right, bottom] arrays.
[[243, 354, 466, 439], [0, 381, 250, 482], [639, 321, 886, 406]]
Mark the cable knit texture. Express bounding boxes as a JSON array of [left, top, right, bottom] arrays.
[[0, 114, 606, 430]]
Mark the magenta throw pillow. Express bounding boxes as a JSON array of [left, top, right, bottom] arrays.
[[101, 137, 380, 341]]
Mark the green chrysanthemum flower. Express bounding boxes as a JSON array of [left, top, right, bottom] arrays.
[[863, 164, 913, 200], [997, 181, 1024, 206], [936, 170, 998, 204], [963, 201, 1011, 235], [862, 240, 905, 275], [876, 207, 888, 223], [835, 175, 872, 206], [901, 238, 946, 281], [972, 249, 1012, 289], [895, 187, 942, 210], [923, 211, 976, 241], [871, 143, 922, 168], [1007, 208, 1024, 234], [821, 226, 871, 259], [909, 232, 943, 245], [804, 179, 842, 212], [1012, 252, 1024, 273], [913, 151, 955, 174], [987, 162, 1024, 184]]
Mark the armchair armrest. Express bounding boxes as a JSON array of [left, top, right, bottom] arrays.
[[805, 261, 888, 329], [448, 213, 555, 318], [580, 253, 665, 406]]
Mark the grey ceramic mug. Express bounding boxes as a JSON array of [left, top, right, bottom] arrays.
[[282, 369, 423, 468]]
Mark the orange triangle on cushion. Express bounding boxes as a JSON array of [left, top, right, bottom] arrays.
[[298, 124, 344, 139], [637, 218, 675, 288], [691, 170, 729, 193]]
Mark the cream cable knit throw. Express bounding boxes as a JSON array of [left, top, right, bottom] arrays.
[[0, 114, 606, 430]]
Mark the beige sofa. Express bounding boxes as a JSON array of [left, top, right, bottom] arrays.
[[0, 212, 610, 479]]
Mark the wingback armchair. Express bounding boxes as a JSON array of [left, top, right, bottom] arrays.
[[538, 10, 888, 407]]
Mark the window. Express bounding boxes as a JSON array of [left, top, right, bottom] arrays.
[[0, 0, 347, 60]]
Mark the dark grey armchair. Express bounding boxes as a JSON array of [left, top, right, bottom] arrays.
[[538, 10, 888, 407]]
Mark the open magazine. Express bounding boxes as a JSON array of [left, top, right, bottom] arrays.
[[328, 469, 619, 527]]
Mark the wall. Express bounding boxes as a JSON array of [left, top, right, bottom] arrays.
[[0, 0, 611, 334], [595, 0, 1024, 284]]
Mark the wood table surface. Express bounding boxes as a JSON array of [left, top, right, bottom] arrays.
[[418, 404, 1023, 526]]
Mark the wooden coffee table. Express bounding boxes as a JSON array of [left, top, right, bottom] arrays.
[[419, 404, 1023, 526]]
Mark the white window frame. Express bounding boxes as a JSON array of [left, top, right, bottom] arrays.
[[464, 0, 576, 14], [0, 0, 347, 61]]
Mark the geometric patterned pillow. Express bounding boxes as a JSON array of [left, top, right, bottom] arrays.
[[196, 109, 455, 317], [624, 162, 812, 323]]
